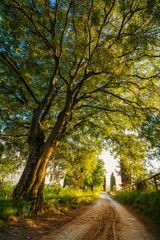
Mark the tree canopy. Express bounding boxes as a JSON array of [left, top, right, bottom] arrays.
[[1, 0, 159, 139], [109, 133, 149, 185]]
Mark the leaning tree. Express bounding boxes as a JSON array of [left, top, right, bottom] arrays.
[[0, 0, 160, 212]]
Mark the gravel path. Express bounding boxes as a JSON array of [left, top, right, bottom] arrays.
[[42, 192, 155, 240]]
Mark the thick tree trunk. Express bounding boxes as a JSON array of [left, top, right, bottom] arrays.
[[12, 121, 61, 213], [13, 92, 72, 213], [13, 143, 54, 212]]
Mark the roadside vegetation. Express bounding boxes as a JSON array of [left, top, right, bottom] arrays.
[[0, 182, 28, 220], [113, 190, 160, 226], [0, 181, 101, 220], [44, 185, 101, 210]]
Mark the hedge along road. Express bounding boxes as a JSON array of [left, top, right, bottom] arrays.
[[42, 192, 155, 240]]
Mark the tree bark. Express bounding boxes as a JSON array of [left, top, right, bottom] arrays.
[[12, 138, 54, 213], [13, 109, 70, 213]]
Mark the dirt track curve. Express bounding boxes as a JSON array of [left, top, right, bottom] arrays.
[[42, 192, 155, 240]]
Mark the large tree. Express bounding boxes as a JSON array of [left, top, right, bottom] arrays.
[[63, 148, 97, 188], [0, 0, 160, 212], [110, 134, 148, 186], [84, 158, 105, 190]]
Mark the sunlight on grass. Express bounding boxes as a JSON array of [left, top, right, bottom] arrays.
[[44, 185, 101, 209], [0, 183, 101, 219]]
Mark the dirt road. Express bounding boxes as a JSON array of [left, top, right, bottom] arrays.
[[42, 192, 155, 240]]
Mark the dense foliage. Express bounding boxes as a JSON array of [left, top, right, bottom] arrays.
[[140, 112, 160, 158], [47, 132, 105, 189], [109, 133, 149, 186]]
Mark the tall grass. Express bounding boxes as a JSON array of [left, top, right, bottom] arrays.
[[0, 182, 30, 219], [113, 190, 160, 224], [0, 183, 100, 219], [44, 185, 101, 209]]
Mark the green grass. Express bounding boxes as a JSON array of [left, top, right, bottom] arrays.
[[0, 198, 30, 219], [44, 185, 100, 209], [0, 183, 100, 219], [0, 182, 31, 219], [0, 182, 30, 219], [113, 190, 160, 225]]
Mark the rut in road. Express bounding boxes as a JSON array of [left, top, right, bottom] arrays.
[[42, 192, 155, 240]]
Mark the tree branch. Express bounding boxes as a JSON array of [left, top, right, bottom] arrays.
[[0, 52, 40, 104], [59, 0, 74, 57]]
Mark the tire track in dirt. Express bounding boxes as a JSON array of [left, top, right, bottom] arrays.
[[109, 205, 117, 240], [81, 203, 117, 240]]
